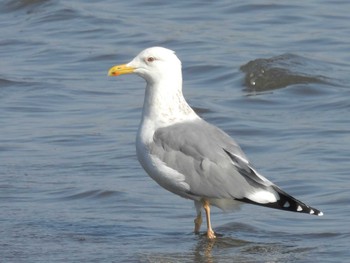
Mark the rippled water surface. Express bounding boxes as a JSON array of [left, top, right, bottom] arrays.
[[1, 1, 350, 262]]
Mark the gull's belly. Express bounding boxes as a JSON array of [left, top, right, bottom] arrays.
[[136, 138, 194, 199]]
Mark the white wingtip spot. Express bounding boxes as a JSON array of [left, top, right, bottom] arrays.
[[318, 211, 324, 216], [283, 201, 290, 208], [297, 205, 303, 212]]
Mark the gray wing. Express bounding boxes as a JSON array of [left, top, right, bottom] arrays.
[[149, 119, 324, 216], [149, 119, 275, 201]]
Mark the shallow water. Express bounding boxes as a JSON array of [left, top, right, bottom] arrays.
[[1, 0, 350, 262]]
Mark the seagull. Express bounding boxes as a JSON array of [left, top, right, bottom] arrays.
[[108, 47, 323, 239]]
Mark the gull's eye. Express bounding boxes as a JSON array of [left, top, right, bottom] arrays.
[[146, 57, 155, 63]]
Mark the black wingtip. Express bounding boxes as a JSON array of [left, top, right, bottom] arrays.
[[272, 185, 324, 216], [238, 186, 324, 216]]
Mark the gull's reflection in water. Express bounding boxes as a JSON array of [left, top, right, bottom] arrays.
[[193, 231, 251, 263], [190, 222, 317, 263], [139, 222, 317, 262]]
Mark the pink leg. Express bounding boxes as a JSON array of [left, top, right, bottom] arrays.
[[203, 200, 216, 239]]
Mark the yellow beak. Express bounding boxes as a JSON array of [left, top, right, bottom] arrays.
[[108, 64, 135, 76]]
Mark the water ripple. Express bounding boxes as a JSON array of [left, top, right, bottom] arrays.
[[59, 189, 124, 201]]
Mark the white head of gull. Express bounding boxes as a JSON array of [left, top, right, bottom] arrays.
[[108, 47, 323, 239]]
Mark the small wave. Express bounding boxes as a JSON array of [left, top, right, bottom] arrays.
[[0, 78, 31, 88], [62, 189, 123, 200], [2, 0, 51, 12], [0, 78, 18, 88], [240, 53, 329, 92]]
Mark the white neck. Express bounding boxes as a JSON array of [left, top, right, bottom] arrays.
[[141, 74, 198, 128]]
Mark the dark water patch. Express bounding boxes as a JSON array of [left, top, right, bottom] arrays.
[[1, 0, 51, 13], [0, 78, 24, 88], [240, 54, 329, 92]]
